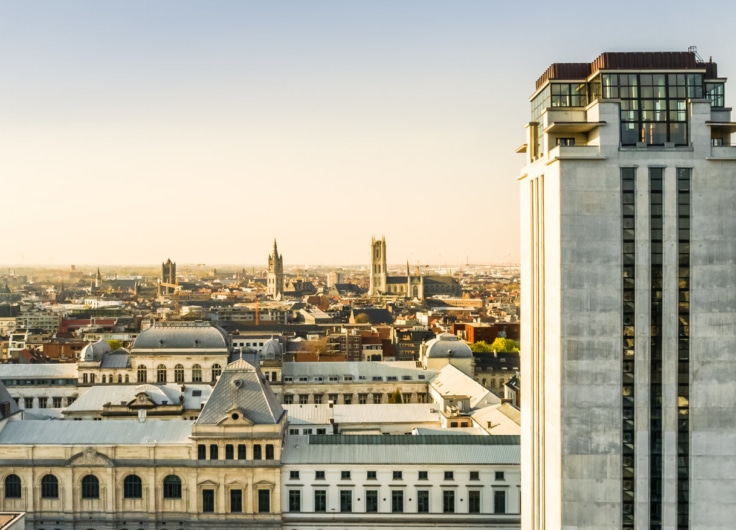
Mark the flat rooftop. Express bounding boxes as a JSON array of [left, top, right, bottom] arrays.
[[536, 51, 718, 90]]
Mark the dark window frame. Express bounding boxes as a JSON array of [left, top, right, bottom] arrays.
[[4, 474, 21, 499], [123, 475, 142, 499], [163, 475, 182, 499], [81, 475, 99, 499]]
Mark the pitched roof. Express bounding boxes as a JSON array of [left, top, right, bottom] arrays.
[[195, 357, 284, 425], [0, 420, 193, 445], [63, 384, 212, 413], [333, 403, 441, 425], [281, 434, 520, 465], [0, 363, 78, 379], [0, 380, 20, 419], [100, 350, 131, 369], [430, 364, 501, 409]]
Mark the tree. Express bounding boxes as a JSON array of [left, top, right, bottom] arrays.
[[388, 388, 403, 403], [106, 340, 123, 351], [470, 341, 494, 353], [489, 337, 520, 352], [353, 313, 371, 324]]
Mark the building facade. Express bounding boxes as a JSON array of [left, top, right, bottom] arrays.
[[0, 358, 286, 530], [280, 434, 520, 529], [519, 50, 736, 529]]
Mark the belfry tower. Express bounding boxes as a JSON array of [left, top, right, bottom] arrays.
[[369, 235, 387, 296], [267, 239, 284, 300]]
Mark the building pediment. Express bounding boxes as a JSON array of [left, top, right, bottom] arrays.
[[68, 447, 113, 467], [128, 392, 157, 409], [215, 406, 253, 426]]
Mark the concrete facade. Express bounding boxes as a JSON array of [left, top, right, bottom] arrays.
[[519, 51, 736, 530]]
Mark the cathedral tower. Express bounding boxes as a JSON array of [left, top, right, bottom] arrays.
[[267, 239, 284, 300], [161, 259, 176, 295], [369, 235, 387, 295]]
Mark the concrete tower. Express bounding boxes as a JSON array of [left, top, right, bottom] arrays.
[[267, 239, 284, 300], [369, 235, 387, 296], [519, 51, 736, 530]]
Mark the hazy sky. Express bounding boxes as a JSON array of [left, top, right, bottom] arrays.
[[2, 1, 734, 267]]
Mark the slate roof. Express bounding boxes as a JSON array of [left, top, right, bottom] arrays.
[[0, 420, 193, 445], [283, 404, 333, 425], [413, 427, 487, 435], [282, 361, 435, 381], [63, 384, 212, 412], [0, 363, 78, 379], [423, 275, 460, 286], [425, 332, 473, 358], [133, 322, 229, 352], [471, 403, 522, 435], [80, 339, 112, 362], [281, 434, 520, 465], [100, 350, 131, 369], [430, 364, 501, 409], [195, 358, 284, 425], [0, 380, 20, 419], [333, 403, 441, 425]]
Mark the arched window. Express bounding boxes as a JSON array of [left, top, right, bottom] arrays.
[[81, 475, 99, 499], [192, 364, 202, 383], [123, 475, 142, 499], [211, 364, 222, 382], [125, 374, 130, 383], [174, 364, 185, 383], [157, 364, 167, 383], [117, 374, 122, 383], [137, 365, 147, 383], [4, 474, 21, 498], [163, 475, 182, 499], [101, 375, 106, 384], [41, 474, 58, 499]]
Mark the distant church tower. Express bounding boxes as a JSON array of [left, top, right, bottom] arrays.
[[161, 259, 176, 294], [369, 235, 387, 295], [95, 267, 102, 289], [267, 240, 284, 300]]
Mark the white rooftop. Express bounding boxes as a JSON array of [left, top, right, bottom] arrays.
[[0, 420, 193, 445], [0, 363, 78, 379]]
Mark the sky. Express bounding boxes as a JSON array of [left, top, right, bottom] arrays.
[[2, 1, 735, 267]]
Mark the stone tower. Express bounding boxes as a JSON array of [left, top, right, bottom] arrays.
[[161, 259, 176, 294], [369, 235, 387, 296], [267, 239, 284, 300]]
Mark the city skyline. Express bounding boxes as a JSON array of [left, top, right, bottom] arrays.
[[2, 1, 736, 266]]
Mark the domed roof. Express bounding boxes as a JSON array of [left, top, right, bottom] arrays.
[[81, 339, 112, 362], [424, 332, 472, 359], [260, 337, 282, 359], [132, 322, 229, 352]]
